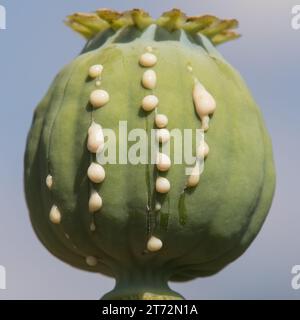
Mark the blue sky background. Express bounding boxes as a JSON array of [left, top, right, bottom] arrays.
[[0, 0, 299, 299]]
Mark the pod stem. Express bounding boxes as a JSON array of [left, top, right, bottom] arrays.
[[101, 285, 184, 300], [101, 272, 184, 300], [65, 8, 240, 46]]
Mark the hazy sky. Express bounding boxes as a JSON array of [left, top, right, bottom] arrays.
[[0, 0, 300, 299]]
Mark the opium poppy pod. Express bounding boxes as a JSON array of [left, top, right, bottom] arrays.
[[24, 8, 276, 300]]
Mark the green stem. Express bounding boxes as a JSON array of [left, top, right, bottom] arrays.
[[101, 272, 184, 300]]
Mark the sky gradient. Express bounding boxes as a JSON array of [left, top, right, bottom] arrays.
[[0, 0, 299, 299]]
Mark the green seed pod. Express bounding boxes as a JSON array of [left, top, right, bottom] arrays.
[[24, 9, 276, 300]]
